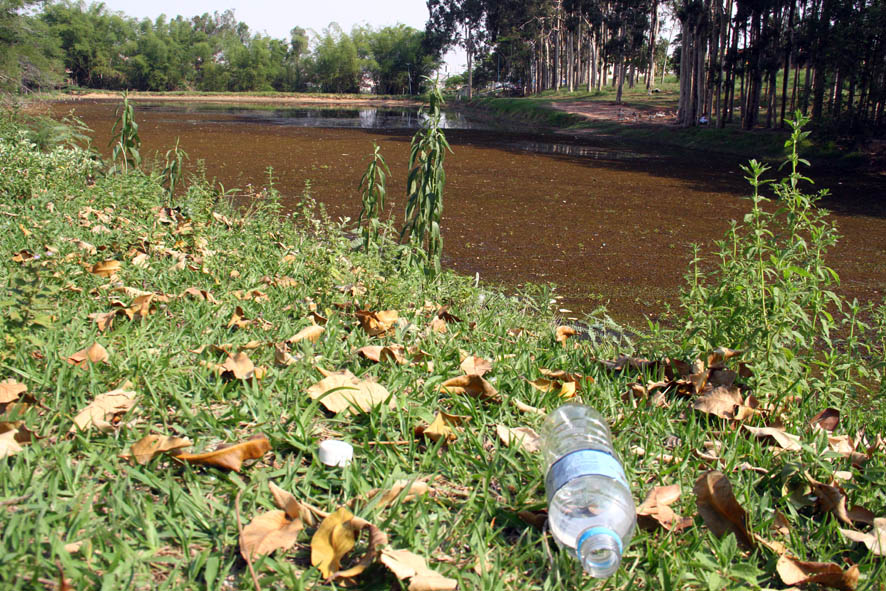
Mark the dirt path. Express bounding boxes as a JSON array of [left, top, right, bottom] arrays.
[[548, 99, 678, 125]]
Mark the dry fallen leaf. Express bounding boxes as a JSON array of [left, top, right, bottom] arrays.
[[241, 510, 305, 561], [269, 481, 316, 526], [495, 424, 540, 453], [415, 412, 469, 443], [356, 309, 399, 337], [840, 517, 886, 556], [307, 370, 395, 414], [220, 351, 259, 380], [360, 480, 431, 508], [555, 325, 576, 346], [126, 434, 192, 464], [380, 548, 458, 591], [776, 555, 859, 591], [356, 345, 407, 365], [90, 259, 121, 278], [525, 377, 577, 399], [69, 384, 136, 432], [0, 380, 28, 404], [175, 434, 270, 472], [743, 425, 802, 451], [0, 429, 25, 458], [287, 325, 325, 344], [810, 408, 840, 432], [439, 374, 499, 402], [459, 355, 492, 376], [693, 470, 755, 550], [637, 484, 692, 532], [65, 342, 109, 368], [311, 507, 388, 581], [692, 386, 747, 420]]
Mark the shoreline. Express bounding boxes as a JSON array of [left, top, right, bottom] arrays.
[[48, 90, 423, 108]]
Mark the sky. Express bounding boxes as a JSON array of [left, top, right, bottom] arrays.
[[97, 0, 467, 74]]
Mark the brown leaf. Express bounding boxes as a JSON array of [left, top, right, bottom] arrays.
[[743, 425, 802, 451], [0, 429, 26, 458], [287, 325, 325, 344], [88, 310, 119, 332], [808, 479, 872, 526], [90, 259, 121, 278], [459, 355, 492, 376], [274, 344, 299, 367], [810, 408, 840, 432], [525, 377, 577, 399], [65, 342, 109, 367], [555, 325, 576, 346], [598, 355, 657, 372], [240, 509, 304, 560], [356, 309, 398, 337], [415, 412, 469, 443], [126, 434, 192, 464], [0, 380, 27, 404], [776, 555, 859, 591], [360, 481, 431, 508], [306, 370, 395, 414], [539, 368, 593, 387], [495, 425, 540, 453], [269, 481, 316, 525], [70, 384, 136, 432], [227, 306, 251, 330], [693, 471, 755, 550], [179, 287, 217, 302], [380, 548, 458, 591], [356, 345, 407, 365], [512, 399, 545, 415], [692, 386, 745, 420], [220, 352, 260, 380], [706, 347, 742, 368], [175, 434, 270, 472], [840, 517, 886, 556], [439, 374, 500, 402], [637, 484, 692, 532]]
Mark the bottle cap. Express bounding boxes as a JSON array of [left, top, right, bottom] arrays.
[[318, 439, 353, 467]]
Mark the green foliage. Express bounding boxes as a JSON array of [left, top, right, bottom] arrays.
[[400, 79, 451, 275], [109, 91, 140, 173], [159, 137, 188, 202], [675, 112, 871, 404], [357, 143, 391, 251]]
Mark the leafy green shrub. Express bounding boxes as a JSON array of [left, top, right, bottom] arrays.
[[357, 143, 390, 251]]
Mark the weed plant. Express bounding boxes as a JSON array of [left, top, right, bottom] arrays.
[[160, 138, 188, 203], [1, 107, 884, 591], [357, 143, 390, 252], [109, 90, 141, 173], [401, 79, 450, 276]]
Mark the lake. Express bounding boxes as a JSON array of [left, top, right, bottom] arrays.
[[51, 98, 886, 327]]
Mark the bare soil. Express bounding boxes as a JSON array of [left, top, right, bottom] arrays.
[[548, 100, 678, 125]]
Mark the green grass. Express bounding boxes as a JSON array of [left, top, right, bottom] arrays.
[[1, 110, 885, 590]]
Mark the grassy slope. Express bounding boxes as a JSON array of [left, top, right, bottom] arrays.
[[1, 118, 884, 590]]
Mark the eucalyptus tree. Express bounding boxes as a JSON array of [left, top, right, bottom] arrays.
[[427, 0, 492, 97]]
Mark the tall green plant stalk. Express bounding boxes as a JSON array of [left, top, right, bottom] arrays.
[[400, 78, 451, 275], [109, 90, 141, 173], [160, 137, 188, 202], [357, 143, 390, 251]]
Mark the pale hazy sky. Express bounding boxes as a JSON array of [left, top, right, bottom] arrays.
[[96, 0, 467, 73]]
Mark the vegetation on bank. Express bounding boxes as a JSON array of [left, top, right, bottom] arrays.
[[1, 101, 885, 590]]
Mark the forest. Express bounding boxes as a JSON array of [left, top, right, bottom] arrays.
[[1, 0, 884, 132], [428, 0, 886, 130], [0, 1, 441, 94]]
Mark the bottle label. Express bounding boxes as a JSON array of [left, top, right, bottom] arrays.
[[546, 449, 629, 497]]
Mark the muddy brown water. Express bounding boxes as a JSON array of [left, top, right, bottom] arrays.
[[51, 99, 886, 328]]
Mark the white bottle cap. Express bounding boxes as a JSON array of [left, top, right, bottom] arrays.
[[318, 439, 353, 467]]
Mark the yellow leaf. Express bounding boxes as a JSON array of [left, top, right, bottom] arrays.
[[311, 507, 358, 579], [219, 352, 260, 380], [306, 370, 394, 414], [0, 380, 27, 404], [379, 548, 458, 591], [459, 355, 492, 376], [0, 429, 25, 458], [175, 434, 270, 472], [415, 412, 469, 443], [269, 481, 316, 525], [356, 309, 399, 337]]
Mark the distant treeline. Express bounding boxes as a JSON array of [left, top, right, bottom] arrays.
[[0, 1, 441, 94], [427, 0, 886, 131]]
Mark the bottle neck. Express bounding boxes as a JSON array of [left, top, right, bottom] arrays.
[[578, 527, 622, 578]]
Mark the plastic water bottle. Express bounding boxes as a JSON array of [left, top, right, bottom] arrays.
[[540, 402, 636, 577]]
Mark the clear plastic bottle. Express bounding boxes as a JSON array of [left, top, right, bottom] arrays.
[[540, 402, 636, 578]]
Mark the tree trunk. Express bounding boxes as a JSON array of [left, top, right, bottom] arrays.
[[647, 0, 659, 90]]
